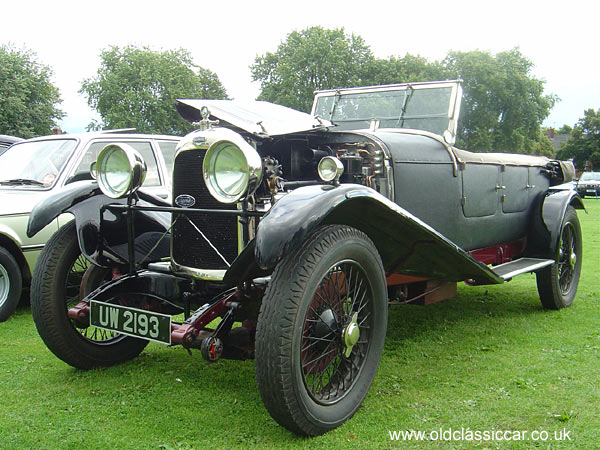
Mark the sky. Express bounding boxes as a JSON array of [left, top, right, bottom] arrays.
[[1, 0, 599, 134]]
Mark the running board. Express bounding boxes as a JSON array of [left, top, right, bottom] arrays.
[[491, 258, 555, 281]]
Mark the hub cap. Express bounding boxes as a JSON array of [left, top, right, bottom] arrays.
[[0, 264, 9, 307], [343, 312, 360, 357]]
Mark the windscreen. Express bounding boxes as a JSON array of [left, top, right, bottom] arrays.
[[314, 86, 453, 135]]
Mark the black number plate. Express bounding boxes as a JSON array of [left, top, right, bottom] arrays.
[[89, 300, 172, 344]]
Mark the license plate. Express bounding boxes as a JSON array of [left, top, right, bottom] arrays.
[[90, 300, 172, 344], [586, 189, 596, 193]]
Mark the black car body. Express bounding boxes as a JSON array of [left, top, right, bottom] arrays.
[[28, 80, 583, 436]]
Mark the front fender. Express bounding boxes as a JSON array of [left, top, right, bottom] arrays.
[[253, 184, 502, 284], [27, 180, 98, 238], [27, 181, 171, 267]]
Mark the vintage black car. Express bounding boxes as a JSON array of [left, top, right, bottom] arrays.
[[27, 80, 583, 436]]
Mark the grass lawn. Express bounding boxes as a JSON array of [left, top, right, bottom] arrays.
[[0, 201, 598, 449]]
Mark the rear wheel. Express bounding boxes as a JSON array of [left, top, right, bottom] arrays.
[[31, 222, 148, 369], [0, 247, 22, 322], [255, 225, 387, 435], [536, 206, 582, 309]]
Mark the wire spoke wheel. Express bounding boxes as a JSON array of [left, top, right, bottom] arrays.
[[255, 225, 387, 435], [65, 253, 124, 344], [301, 260, 373, 404], [557, 223, 576, 294], [536, 206, 582, 309], [31, 222, 148, 369]]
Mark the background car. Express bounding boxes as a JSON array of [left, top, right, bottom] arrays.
[[576, 171, 600, 198], [0, 131, 179, 321], [0, 135, 23, 156]]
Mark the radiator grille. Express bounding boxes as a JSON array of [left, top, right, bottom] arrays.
[[172, 148, 239, 270]]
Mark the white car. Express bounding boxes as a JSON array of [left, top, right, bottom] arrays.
[[0, 131, 179, 321]]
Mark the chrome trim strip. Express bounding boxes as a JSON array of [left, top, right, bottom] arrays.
[[170, 261, 226, 281], [21, 244, 45, 252]]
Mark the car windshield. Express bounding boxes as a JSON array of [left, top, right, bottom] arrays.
[[0, 139, 77, 188], [580, 172, 600, 181], [313, 84, 455, 135]]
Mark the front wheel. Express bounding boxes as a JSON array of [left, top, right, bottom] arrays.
[[0, 247, 22, 322], [31, 222, 148, 369], [255, 225, 388, 435], [536, 206, 582, 309]]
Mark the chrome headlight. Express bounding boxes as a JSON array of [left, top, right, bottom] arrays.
[[203, 133, 262, 203], [96, 143, 147, 199], [318, 156, 344, 183]]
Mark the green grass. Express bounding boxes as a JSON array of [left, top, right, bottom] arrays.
[[1, 202, 598, 449]]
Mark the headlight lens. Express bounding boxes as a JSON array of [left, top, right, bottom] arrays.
[[96, 143, 147, 198], [318, 156, 344, 182], [203, 138, 262, 203]]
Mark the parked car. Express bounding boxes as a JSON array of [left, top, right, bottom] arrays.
[[28, 80, 582, 436], [576, 171, 600, 198], [0, 135, 23, 156], [0, 131, 179, 321]]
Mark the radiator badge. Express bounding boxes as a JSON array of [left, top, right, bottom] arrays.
[[175, 194, 196, 208]]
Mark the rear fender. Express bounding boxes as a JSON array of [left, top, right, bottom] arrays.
[[541, 190, 585, 256], [248, 184, 502, 285]]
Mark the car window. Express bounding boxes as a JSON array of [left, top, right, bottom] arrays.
[[580, 172, 600, 181], [157, 140, 178, 176], [74, 141, 161, 186]]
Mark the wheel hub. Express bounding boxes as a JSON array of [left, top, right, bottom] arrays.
[[0, 265, 9, 306], [343, 312, 360, 357], [569, 251, 577, 270], [314, 308, 336, 338]]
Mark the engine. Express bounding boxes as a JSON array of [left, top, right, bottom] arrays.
[[170, 128, 390, 275]]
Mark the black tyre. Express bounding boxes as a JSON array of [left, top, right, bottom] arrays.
[[255, 225, 387, 435], [536, 206, 582, 309], [0, 247, 22, 322], [31, 222, 148, 369]]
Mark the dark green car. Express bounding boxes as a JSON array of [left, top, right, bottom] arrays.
[[28, 80, 583, 436]]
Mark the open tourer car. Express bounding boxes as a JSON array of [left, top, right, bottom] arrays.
[[27, 80, 583, 435]]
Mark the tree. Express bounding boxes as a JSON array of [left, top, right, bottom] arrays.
[[442, 48, 556, 153], [0, 45, 63, 138], [557, 109, 600, 171], [370, 54, 445, 85], [251, 27, 376, 112], [80, 46, 227, 135], [558, 124, 573, 135]]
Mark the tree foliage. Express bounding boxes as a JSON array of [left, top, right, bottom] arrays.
[[370, 54, 444, 85], [80, 46, 228, 135], [251, 27, 376, 113], [557, 109, 600, 171], [0, 45, 63, 138], [442, 48, 556, 153]]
